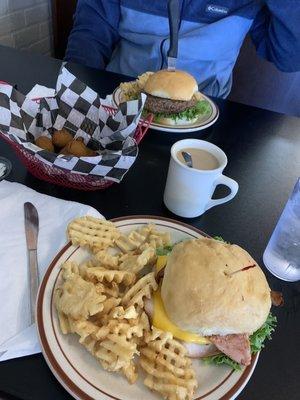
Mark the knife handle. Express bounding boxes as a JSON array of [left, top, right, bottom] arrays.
[[167, 0, 180, 58], [28, 249, 39, 324]]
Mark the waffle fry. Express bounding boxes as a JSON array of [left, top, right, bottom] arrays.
[[80, 258, 99, 269], [115, 231, 147, 253], [95, 282, 120, 298], [135, 311, 151, 342], [120, 71, 153, 101], [119, 246, 156, 273], [96, 335, 137, 371], [122, 223, 171, 251], [56, 310, 72, 334], [122, 272, 158, 308], [144, 326, 173, 346], [110, 305, 139, 320], [68, 216, 120, 250], [79, 258, 103, 279], [119, 80, 140, 102], [137, 224, 172, 248], [69, 318, 99, 342], [55, 275, 106, 319], [61, 261, 80, 280], [140, 328, 197, 400], [60, 313, 147, 384], [78, 260, 89, 279], [95, 302, 141, 327], [94, 320, 140, 383], [138, 223, 157, 236], [100, 297, 122, 316], [147, 231, 172, 249], [81, 334, 99, 354], [86, 267, 136, 286], [122, 362, 138, 385], [55, 219, 198, 398], [94, 317, 145, 341], [89, 297, 122, 327], [94, 249, 120, 269]]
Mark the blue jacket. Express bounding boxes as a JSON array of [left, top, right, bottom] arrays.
[[65, 1, 300, 98]]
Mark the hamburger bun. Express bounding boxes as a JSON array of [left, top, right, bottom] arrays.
[[144, 70, 198, 101], [161, 238, 271, 336]]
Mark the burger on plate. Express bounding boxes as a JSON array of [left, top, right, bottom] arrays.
[[143, 70, 210, 125], [145, 237, 278, 370]]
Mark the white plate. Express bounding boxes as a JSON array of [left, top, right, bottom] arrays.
[[113, 88, 219, 133], [37, 216, 258, 400]]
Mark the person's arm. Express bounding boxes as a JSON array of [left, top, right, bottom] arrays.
[[250, 1, 300, 72], [65, 0, 120, 70]]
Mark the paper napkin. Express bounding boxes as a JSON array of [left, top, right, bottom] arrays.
[[0, 180, 102, 361]]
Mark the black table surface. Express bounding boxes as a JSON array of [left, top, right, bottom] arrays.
[[0, 45, 299, 400]]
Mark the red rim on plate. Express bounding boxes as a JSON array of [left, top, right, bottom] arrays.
[[36, 216, 258, 400]]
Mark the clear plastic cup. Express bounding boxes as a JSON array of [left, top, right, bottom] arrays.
[[263, 178, 300, 281]]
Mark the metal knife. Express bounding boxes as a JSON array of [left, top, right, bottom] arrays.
[[167, 0, 180, 71], [24, 202, 39, 324]]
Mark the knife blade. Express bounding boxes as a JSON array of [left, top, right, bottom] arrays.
[[24, 202, 39, 324], [167, 0, 180, 71]]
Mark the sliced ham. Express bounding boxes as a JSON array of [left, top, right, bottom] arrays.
[[182, 342, 221, 358], [271, 290, 284, 306], [209, 333, 251, 366]]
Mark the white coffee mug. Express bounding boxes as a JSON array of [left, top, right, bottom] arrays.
[[163, 139, 239, 218]]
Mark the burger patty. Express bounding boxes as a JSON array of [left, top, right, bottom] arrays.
[[144, 93, 197, 114]]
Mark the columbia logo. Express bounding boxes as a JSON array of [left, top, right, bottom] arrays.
[[206, 4, 229, 15]]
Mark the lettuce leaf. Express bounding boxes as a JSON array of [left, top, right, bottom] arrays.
[[157, 236, 227, 256], [156, 245, 174, 256], [202, 313, 277, 370], [250, 313, 277, 354], [156, 239, 192, 256], [213, 236, 227, 242], [203, 354, 242, 371], [144, 100, 211, 122]]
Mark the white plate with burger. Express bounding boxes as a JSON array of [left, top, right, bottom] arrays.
[[113, 70, 219, 133], [37, 215, 277, 400]]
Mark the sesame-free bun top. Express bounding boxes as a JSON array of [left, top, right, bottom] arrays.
[[161, 238, 271, 336], [143, 69, 198, 101]]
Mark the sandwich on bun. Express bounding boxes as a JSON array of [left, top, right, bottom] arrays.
[[143, 69, 210, 125], [145, 237, 277, 370]]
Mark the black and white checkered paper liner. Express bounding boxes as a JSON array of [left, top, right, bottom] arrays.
[[0, 67, 146, 182]]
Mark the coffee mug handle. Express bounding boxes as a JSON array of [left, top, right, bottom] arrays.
[[205, 175, 239, 211]]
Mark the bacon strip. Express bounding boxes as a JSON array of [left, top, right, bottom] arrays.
[[271, 290, 284, 306], [209, 334, 251, 366]]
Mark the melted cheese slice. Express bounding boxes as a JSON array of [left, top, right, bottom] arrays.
[[156, 255, 168, 272], [153, 289, 210, 345]]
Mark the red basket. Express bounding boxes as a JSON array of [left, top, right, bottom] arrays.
[[0, 104, 153, 191]]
